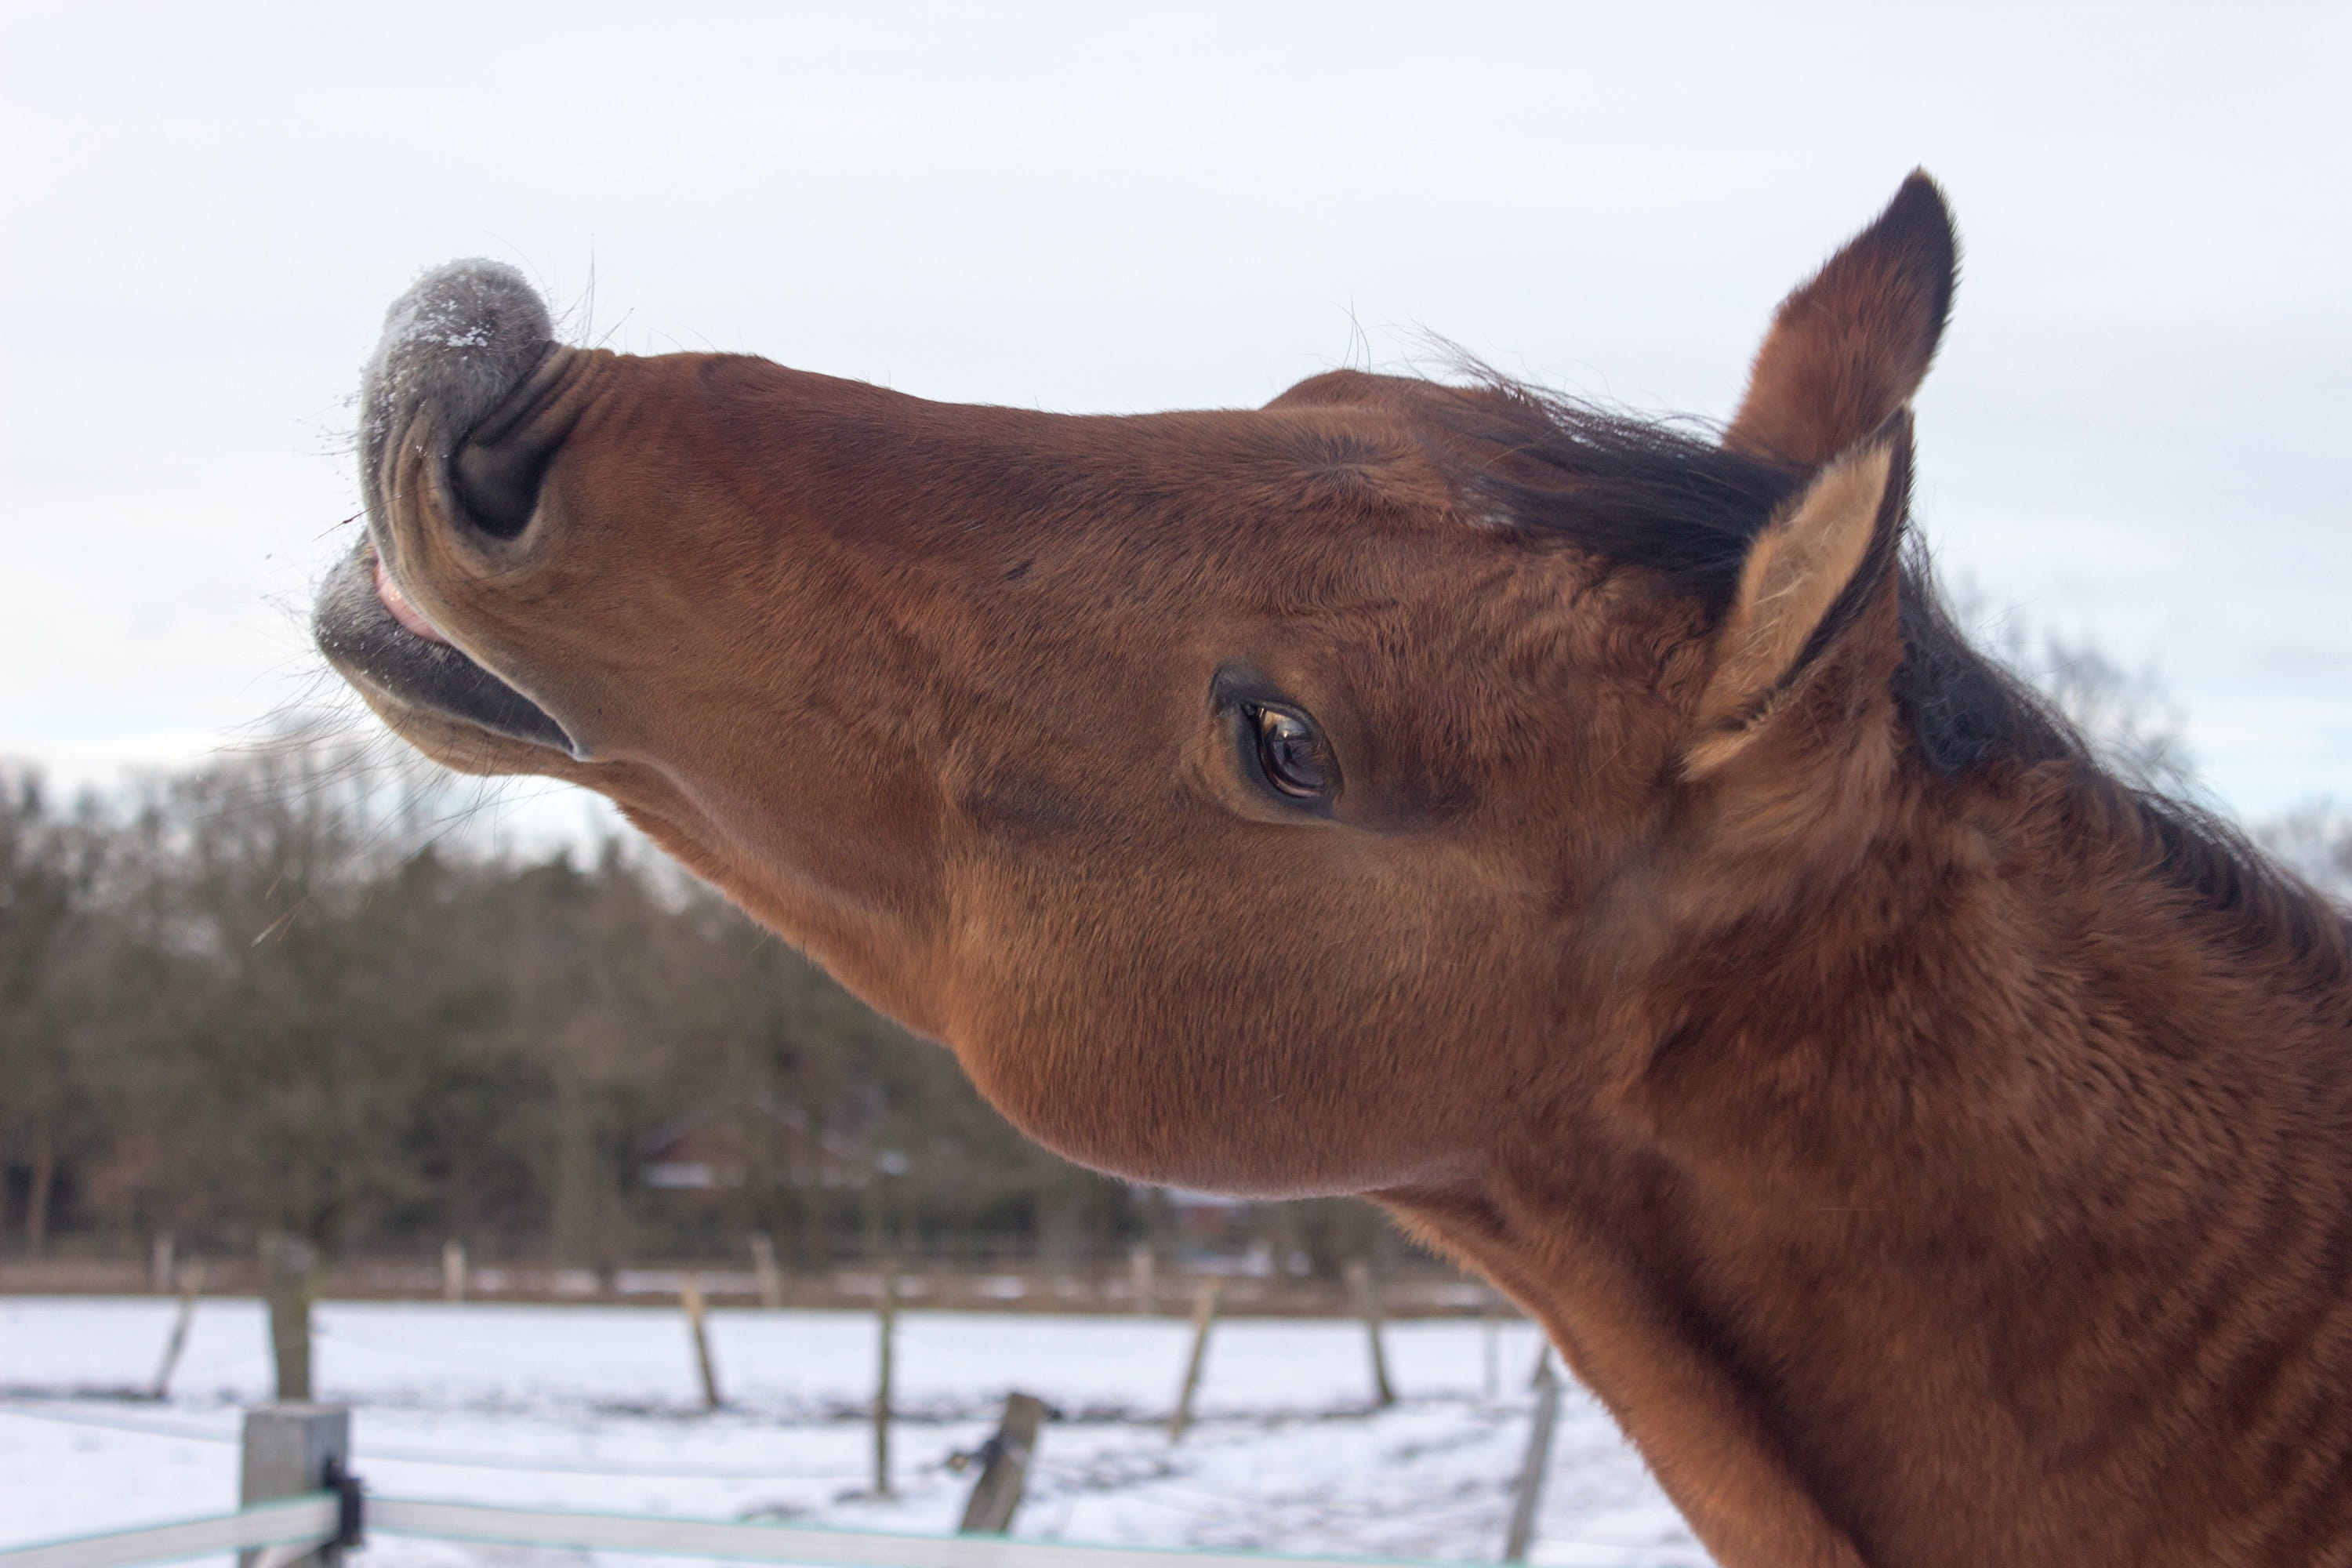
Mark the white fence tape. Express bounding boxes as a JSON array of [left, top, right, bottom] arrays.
[[368, 1497, 1431, 1567], [2, 1496, 1439, 1568], [0, 1495, 338, 1568]]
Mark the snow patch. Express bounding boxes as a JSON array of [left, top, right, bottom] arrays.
[[0, 1298, 1707, 1567]]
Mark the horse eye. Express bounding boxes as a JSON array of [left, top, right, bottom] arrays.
[[1250, 706, 1332, 800]]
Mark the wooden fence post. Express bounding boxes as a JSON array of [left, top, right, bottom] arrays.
[[957, 1391, 1047, 1534], [240, 1403, 350, 1568], [1128, 1243, 1155, 1316], [1501, 1353, 1563, 1563], [150, 1261, 206, 1400], [1345, 1258, 1395, 1408], [262, 1234, 318, 1403], [873, 1267, 898, 1497], [681, 1275, 723, 1410], [441, 1240, 467, 1302], [750, 1233, 785, 1309], [1166, 1276, 1225, 1443]]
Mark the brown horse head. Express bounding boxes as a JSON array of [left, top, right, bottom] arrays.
[[318, 176, 2352, 1566]]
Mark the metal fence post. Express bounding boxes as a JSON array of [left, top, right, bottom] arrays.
[[1166, 1277, 1225, 1444], [1128, 1243, 1155, 1316], [682, 1275, 723, 1410], [1483, 1294, 1502, 1400], [750, 1233, 786, 1308], [150, 1261, 206, 1400], [873, 1267, 898, 1497], [240, 1405, 350, 1568], [1345, 1258, 1395, 1408], [1500, 1353, 1563, 1563]]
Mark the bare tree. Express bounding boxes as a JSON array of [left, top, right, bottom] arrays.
[[1964, 597, 2198, 795], [2260, 808, 2352, 904]]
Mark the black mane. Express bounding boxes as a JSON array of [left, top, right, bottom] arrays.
[[1428, 377, 2075, 778], [1425, 377, 2350, 953]]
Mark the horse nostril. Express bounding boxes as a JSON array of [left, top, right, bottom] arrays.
[[446, 359, 583, 541], [452, 431, 556, 539]]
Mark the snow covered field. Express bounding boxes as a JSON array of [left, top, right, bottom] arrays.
[[0, 1297, 1706, 1567]]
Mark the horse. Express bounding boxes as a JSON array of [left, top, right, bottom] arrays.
[[314, 175, 2352, 1566]]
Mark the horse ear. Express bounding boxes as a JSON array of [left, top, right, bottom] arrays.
[[1685, 414, 1911, 779], [1724, 172, 1955, 467]]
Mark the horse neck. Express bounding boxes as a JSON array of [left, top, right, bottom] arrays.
[[1392, 762, 2352, 1568]]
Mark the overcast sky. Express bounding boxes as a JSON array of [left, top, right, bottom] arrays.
[[4, 1, 2347, 829]]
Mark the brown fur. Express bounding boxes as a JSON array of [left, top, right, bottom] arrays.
[[1724, 172, 1955, 467], [319, 176, 2352, 1566]]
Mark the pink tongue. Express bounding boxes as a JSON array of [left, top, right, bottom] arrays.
[[374, 555, 449, 644]]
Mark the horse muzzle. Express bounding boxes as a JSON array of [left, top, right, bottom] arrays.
[[314, 260, 582, 758]]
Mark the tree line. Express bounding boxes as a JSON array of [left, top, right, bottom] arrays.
[[0, 736, 1395, 1274]]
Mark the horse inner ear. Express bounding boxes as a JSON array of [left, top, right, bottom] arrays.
[[1685, 416, 1909, 778], [1724, 172, 1956, 468]]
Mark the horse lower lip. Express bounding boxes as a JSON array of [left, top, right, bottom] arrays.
[[314, 547, 573, 754], [374, 554, 449, 644]]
